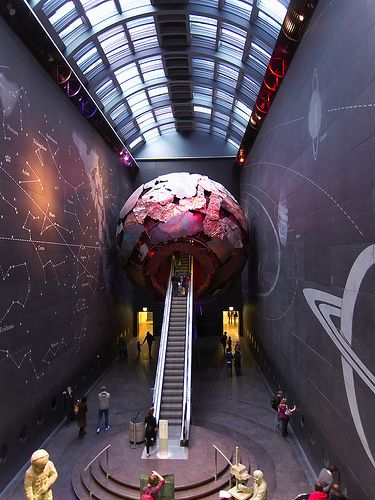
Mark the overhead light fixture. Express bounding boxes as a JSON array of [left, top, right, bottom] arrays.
[[142, 307, 148, 312], [298, 14, 305, 21], [229, 306, 234, 311]]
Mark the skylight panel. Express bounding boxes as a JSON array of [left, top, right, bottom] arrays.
[[127, 17, 158, 51], [114, 63, 142, 93], [234, 99, 253, 122], [121, 120, 139, 138], [98, 28, 132, 62], [251, 41, 272, 64], [194, 106, 212, 116], [193, 86, 212, 105], [75, 46, 97, 67], [228, 137, 240, 149], [220, 23, 247, 56], [223, 0, 253, 21], [214, 111, 230, 126], [49, 2, 75, 26], [192, 58, 214, 79], [258, 0, 288, 25], [137, 111, 155, 129], [143, 129, 160, 142], [148, 86, 169, 98], [129, 136, 143, 150], [241, 75, 260, 101], [212, 126, 227, 138], [190, 15, 217, 50], [83, 1, 118, 26], [59, 18, 84, 42], [160, 123, 176, 133], [217, 63, 239, 86], [83, 59, 104, 78], [216, 89, 234, 108], [127, 90, 148, 114], [154, 106, 173, 119], [257, 11, 282, 37], [139, 56, 165, 82], [231, 119, 246, 135], [196, 123, 210, 132], [110, 103, 127, 123], [149, 86, 169, 104], [119, 0, 151, 11]]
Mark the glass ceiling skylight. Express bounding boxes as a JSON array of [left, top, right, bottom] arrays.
[[29, 0, 290, 153]]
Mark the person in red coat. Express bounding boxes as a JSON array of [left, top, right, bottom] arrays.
[[308, 482, 328, 500]]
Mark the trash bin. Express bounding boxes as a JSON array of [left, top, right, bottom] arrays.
[[129, 418, 145, 444]]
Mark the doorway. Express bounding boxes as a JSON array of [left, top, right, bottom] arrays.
[[137, 310, 153, 341], [222, 309, 239, 341]]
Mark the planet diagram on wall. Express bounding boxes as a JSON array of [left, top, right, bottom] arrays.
[[304, 244, 375, 469], [116, 172, 248, 298], [308, 67, 322, 160]]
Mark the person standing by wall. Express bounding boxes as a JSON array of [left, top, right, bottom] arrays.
[[270, 390, 284, 432], [62, 386, 75, 426], [220, 331, 227, 355], [96, 386, 110, 433], [144, 407, 158, 457], [278, 397, 296, 437], [234, 349, 242, 376], [77, 396, 87, 438]]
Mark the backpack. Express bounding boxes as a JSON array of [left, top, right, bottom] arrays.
[[270, 398, 278, 411]]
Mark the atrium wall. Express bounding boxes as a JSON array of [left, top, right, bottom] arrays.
[[240, 0, 375, 498], [0, 18, 134, 489]]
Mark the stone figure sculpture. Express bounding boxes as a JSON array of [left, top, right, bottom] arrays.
[[24, 449, 58, 500]]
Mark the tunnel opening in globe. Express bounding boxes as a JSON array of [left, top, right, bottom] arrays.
[[116, 173, 249, 299]]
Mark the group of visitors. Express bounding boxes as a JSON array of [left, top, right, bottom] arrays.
[[227, 310, 238, 323], [305, 466, 348, 500], [221, 332, 242, 378], [171, 271, 190, 297], [270, 389, 296, 438], [63, 385, 111, 439]]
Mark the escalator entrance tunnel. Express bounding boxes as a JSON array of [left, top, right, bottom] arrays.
[[116, 173, 249, 298]]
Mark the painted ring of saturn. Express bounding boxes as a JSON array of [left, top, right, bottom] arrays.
[[304, 244, 375, 468]]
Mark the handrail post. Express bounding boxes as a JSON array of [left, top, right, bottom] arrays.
[[215, 448, 217, 481], [106, 447, 109, 480], [89, 465, 92, 498]]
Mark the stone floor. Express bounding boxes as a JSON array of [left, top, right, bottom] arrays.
[[2, 336, 316, 499]]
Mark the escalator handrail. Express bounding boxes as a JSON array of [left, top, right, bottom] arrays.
[[153, 258, 174, 422], [180, 255, 193, 445]]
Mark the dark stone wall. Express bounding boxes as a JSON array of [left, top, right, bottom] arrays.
[[240, 1, 375, 498], [0, 18, 134, 489]]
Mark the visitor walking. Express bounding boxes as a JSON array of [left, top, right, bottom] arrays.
[[96, 386, 110, 433], [77, 396, 87, 438]]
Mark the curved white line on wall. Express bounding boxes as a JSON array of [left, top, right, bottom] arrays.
[[303, 244, 375, 468]]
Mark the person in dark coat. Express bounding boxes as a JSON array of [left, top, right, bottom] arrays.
[[225, 348, 233, 378], [171, 272, 180, 297], [220, 332, 227, 355], [143, 331, 155, 357], [234, 349, 242, 375], [63, 386, 75, 426], [144, 407, 158, 457], [77, 396, 87, 438]]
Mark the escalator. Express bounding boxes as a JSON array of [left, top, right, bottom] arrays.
[[153, 253, 193, 446]]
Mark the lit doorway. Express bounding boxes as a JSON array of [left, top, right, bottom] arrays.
[[137, 309, 153, 341], [222, 309, 239, 341]]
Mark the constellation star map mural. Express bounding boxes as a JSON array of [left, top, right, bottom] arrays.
[[0, 63, 130, 385]]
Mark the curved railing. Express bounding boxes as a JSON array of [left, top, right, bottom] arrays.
[[180, 255, 193, 446], [83, 444, 111, 498], [153, 258, 174, 422]]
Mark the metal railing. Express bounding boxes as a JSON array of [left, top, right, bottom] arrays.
[[83, 444, 111, 498], [180, 255, 193, 446], [153, 258, 174, 422]]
